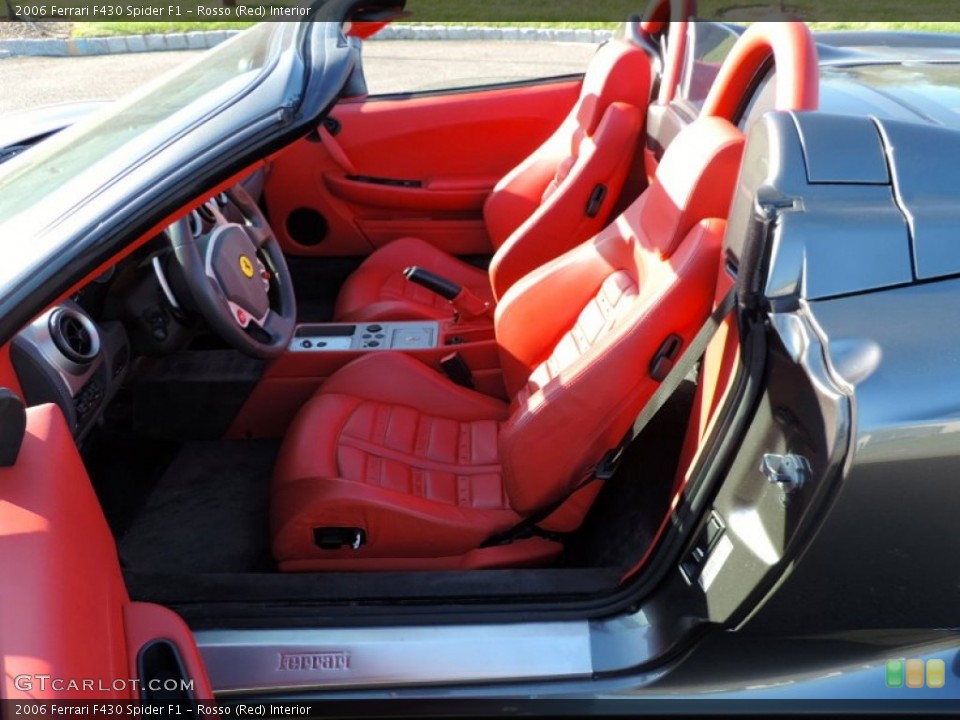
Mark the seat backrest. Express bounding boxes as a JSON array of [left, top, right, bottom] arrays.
[[482, 39, 654, 301], [492, 116, 746, 530]]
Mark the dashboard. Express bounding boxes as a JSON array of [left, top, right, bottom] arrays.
[[11, 301, 130, 443], [7, 171, 271, 442]]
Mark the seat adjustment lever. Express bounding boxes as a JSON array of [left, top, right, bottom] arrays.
[[314, 527, 366, 550]]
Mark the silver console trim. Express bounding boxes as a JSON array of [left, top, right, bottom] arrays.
[[289, 321, 440, 353]]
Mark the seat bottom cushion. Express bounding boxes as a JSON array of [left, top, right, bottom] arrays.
[[271, 354, 530, 570], [334, 236, 493, 322]]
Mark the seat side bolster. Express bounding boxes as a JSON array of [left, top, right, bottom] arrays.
[[500, 219, 727, 516], [482, 130, 572, 251]]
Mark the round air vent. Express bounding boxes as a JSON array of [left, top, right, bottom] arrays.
[[48, 308, 100, 364]]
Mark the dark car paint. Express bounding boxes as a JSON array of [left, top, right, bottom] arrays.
[[0, 101, 111, 165], [705, 108, 960, 643]]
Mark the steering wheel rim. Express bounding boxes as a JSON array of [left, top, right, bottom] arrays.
[[700, 21, 819, 122], [168, 185, 297, 359]]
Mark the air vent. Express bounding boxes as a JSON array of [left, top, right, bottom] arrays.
[[49, 308, 100, 364]]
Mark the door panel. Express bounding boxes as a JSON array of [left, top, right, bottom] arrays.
[[0, 402, 212, 700], [265, 78, 582, 258]]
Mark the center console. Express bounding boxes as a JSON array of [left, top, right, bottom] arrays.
[[230, 318, 500, 439], [290, 322, 440, 353]]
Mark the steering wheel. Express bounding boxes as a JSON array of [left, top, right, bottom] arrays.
[[167, 185, 297, 359]]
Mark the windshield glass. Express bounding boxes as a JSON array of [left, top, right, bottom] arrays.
[[0, 22, 283, 227]]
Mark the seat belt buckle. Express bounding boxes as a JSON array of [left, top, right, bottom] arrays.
[[440, 352, 475, 390], [594, 445, 626, 480], [451, 287, 493, 321], [650, 334, 683, 382]]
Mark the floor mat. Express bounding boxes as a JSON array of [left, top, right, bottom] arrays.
[[563, 381, 697, 570], [85, 434, 180, 540], [117, 440, 280, 574]]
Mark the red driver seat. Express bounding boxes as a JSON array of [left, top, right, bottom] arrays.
[[333, 38, 654, 323], [271, 23, 818, 572]]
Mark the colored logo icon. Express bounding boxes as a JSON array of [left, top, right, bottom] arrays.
[[886, 658, 946, 688], [927, 659, 946, 689]]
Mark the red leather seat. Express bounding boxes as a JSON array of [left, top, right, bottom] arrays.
[[272, 23, 819, 572], [333, 39, 653, 323]]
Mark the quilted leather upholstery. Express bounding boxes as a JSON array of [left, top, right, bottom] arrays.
[[333, 39, 653, 323]]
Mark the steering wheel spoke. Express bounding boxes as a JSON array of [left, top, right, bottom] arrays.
[[245, 221, 272, 249], [225, 299, 268, 331], [168, 181, 298, 360]]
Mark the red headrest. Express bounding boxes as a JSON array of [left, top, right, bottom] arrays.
[[576, 39, 651, 135], [638, 117, 745, 257]]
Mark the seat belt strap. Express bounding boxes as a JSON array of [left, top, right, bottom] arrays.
[[481, 288, 737, 548]]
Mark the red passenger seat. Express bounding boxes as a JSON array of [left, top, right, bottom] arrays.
[[333, 39, 654, 322]]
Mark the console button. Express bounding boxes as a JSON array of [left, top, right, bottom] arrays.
[[301, 340, 313, 349], [367, 341, 380, 348], [367, 324, 383, 333]]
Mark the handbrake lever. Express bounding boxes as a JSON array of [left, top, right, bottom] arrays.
[[403, 266, 492, 322]]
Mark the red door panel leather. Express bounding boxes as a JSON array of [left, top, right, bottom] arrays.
[[124, 602, 214, 700], [266, 79, 582, 258], [355, 217, 489, 255], [322, 173, 492, 212], [0, 404, 131, 699], [0, 404, 213, 699]]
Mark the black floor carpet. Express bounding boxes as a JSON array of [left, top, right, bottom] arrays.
[[116, 440, 280, 574], [563, 380, 697, 570], [85, 434, 181, 539]]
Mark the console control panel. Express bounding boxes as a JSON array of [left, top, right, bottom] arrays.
[[290, 322, 440, 353]]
